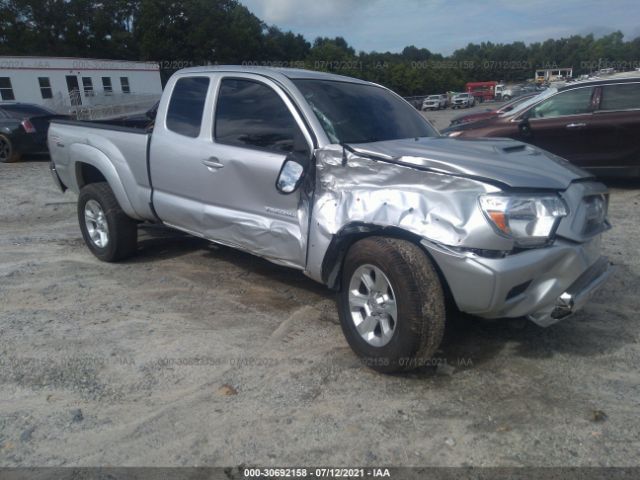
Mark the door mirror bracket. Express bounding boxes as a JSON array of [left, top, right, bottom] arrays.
[[518, 118, 531, 137]]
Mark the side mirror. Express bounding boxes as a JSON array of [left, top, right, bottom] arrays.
[[276, 154, 306, 194], [518, 118, 531, 136]]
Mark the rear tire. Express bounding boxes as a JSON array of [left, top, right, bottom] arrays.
[[0, 134, 21, 163], [78, 182, 138, 262], [337, 237, 446, 373]]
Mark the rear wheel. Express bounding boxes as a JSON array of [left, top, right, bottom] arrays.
[[0, 134, 21, 163], [337, 237, 446, 373], [78, 182, 138, 262]]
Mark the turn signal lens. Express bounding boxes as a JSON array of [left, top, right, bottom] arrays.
[[488, 210, 508, 234]]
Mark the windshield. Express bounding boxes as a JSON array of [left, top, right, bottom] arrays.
[[501, 88, 557, 117], [427, 95, 439, 99], [496, 94, 535, 113], [293, 79, 437, 144]]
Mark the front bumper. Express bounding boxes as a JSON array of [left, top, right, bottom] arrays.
[[527, 256, 613, 326], [423, 236, 613, 327]]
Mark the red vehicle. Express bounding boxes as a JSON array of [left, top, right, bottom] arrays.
[[465, 81, 497, 103], [444, 77, 640, 176]]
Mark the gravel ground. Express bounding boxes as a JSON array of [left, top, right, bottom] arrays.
[[1, 155, 639, 467]]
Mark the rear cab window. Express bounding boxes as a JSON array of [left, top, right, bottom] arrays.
[[166, 76, 211, 138]]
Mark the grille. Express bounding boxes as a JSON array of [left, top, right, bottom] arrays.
[[582, 194, 609, 236]]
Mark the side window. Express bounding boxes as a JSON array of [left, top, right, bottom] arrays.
[[166, 76, 210, 138], [82, 77, 94, 96], [215, 78, 307, 154], [529, 87, 594, 119], [102, 77, 113, 94], [38, 77, 53, 99], [600, 83, 640, 111], [0, 77, 15, 101], [120, 77, 130, 94]]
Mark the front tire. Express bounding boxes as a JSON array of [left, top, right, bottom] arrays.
[[78, 182, 138, 262], [337, 237, 446, 373], [0, 134, 21, 163]]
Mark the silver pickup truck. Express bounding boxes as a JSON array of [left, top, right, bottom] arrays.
[[49, 66, 613, 372]]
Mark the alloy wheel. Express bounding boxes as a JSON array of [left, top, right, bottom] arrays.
[[348, 264, 398, 347], [84, 199, 109, 248]]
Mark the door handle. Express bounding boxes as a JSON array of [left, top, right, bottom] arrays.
[[565, 122, 587, 129], [202, 157, 224, 170]]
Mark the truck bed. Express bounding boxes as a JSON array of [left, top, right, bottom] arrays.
[[48, 119, 155, 221]]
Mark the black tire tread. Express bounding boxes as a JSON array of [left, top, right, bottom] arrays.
[[77, 182, 137, 262], [0, 134, 21, 163], [338, 236, 446, 373]]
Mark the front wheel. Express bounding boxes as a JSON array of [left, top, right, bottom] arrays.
[[78, 182, 138, 262], [337, 237, 446, 373]]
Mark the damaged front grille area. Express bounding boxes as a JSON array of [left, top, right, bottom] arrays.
[[582, 193, 610, 236], [554, 181, 611, 244]]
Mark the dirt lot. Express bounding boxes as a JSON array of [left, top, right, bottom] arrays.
[[1, 154, 640, 467]]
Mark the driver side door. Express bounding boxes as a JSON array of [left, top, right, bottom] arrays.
[[200, 75, 314, 269]]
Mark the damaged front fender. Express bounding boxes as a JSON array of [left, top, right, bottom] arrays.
[[304, 144, 511, 284]]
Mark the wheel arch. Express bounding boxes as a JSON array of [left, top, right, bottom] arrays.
[[71, 144, 141, 220], [320, 223, 456, 305]]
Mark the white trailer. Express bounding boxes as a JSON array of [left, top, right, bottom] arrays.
[[0, 56, 162, 116]]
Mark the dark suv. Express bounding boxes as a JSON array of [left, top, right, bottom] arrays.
[[445, 77, 640, 176]]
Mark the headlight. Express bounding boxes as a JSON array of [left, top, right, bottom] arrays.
[[448, 131, 463, 137], [479, 194, 568, 247]]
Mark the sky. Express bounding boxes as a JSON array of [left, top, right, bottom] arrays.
[[239, 0, 640, 55]]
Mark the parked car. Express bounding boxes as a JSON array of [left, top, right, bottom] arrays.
[[445, 93, 538, 129], [0, 102, 67, 163], [422, 94, 447, 110], [48, 66, 612, 372], [451, 92, 475, 108], [445, 77, 640, 176]]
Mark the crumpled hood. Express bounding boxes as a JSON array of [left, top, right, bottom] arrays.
[[349, 136, 593, 190]]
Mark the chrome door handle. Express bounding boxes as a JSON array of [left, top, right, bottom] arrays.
[[565, 123, 586, 129], [202, 157, 224, 170]]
